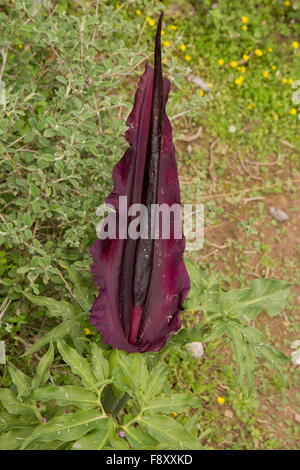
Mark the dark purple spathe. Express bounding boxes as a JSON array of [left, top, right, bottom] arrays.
[[90, 14, 190, 352]]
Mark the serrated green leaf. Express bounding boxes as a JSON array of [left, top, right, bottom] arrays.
[[144, 393, 200, 414], [221, 279, 291, 320], [31, 385, 99, 409], [57, 339, 96, 388], [32, 343, 54, 389], [23, 319, 79, 356], [24, 293, 77, 319], [72, 420, 109, 450], [138, 415, 201, 450], [8, 363, 31, 398], [21, 410, 107, 449]]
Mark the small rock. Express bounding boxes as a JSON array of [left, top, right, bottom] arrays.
[[188, 75, 212, 91], [270, 206, 289, 223], [294, 413, 300, 424], [185, 342, 205, 358], [291, 339, 300, 349], [224, 409, 234, 419], [291, 349, 300, 366]]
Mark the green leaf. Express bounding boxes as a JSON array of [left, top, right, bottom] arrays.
[[31, 385, 98, 409], [144, 393, 200, 414], [8, 363, 31, 398], [138, 415, 201, 450], [124, 425, 158, 449], [0, 389, 35, 416], [57, 339, 96, 388], [107, 417, 129, 450], [72, 420, 109, 450], [143, 363, 167, 400], [24, 293, 77, 319], [112, 351, 148, 398], [59, 262, 92, 311], [23, 319, 79, 356], [184, 410, 201, 436], [221, 279, 291, 320], [21, 410, 107, 449], [32, 343, 54, 388], [0, 412, 37, 432], [91, 343, 109, 383], [0, 428, 34, 450]]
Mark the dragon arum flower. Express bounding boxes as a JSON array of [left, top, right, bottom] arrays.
[[90, 14, 190, 353]]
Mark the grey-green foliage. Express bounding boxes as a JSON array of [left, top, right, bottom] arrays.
[[0, 341, 201, 450]]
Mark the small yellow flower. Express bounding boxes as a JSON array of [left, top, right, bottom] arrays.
[[247, 103, 256, 110], [184, 55, 191, 62], [161, 29, 165, 36], [18, 44, 24, 49], [271, 65, 277, 71], [283, 1, 291, 6], [238, 66, 246, 73], [281, 78, 288, 84], [288, 78, 294, 85], [146, 17, 155, 27], [217, 396, 225, 405], [135, 9, 141, 16], [230, 60, 238, 68], [243, 54, 250, 61], [255, 49, 263, 56], [289, 108, 297, 115], [179, 44, 187, 51], [234, 76, 245, 86], [84, 327, 91, 336], [199, 90, 205, 97], [263, 71, 269, 78], [267, 47, 273, 52], [242, 25, 248, 31], [218, 58, 224, 65], [241, 16, 250, 24], [171, 412, 177, 417], [163, 40, 171, 47], [292, 41, 299, 49], [274, 114, 279, 121], [169, 25, 177, 31]]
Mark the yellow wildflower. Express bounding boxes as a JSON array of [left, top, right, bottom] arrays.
[[255, 49, 263, 56], [184, 55, 191, 62], [292, 41, 299, 49], [163, 40, 171, 47], [218, 58, 224, 65], [146, 17, 155, 27], [289, 108, 297, 115], [283, 1, 291, 6], [169, 25, 177, 31], [161, 30, 165, 35], [247, 103, 256, 110], [199, 90, 205, 97], [230, 60, 238, 67], [18, 44, 24, 48], [238, 65, 246, 73], [241, 16, 250, 23], [217, 396, 225, 405], [171, 412, 177, 417], [271, 65, 277, 70], [288, 78, 294, 85], [135, 9, 141, 16], [281, 78, 288, 84], [179, 44, 187, 51], [234, 76, 245, 85], [242, 25, 248, 31], [268, 47, 273, 52], [274, 114, 279, 121], [84, 327, 91, 336], [263, 71, 269, 78], [243, 54, 250, 61]]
